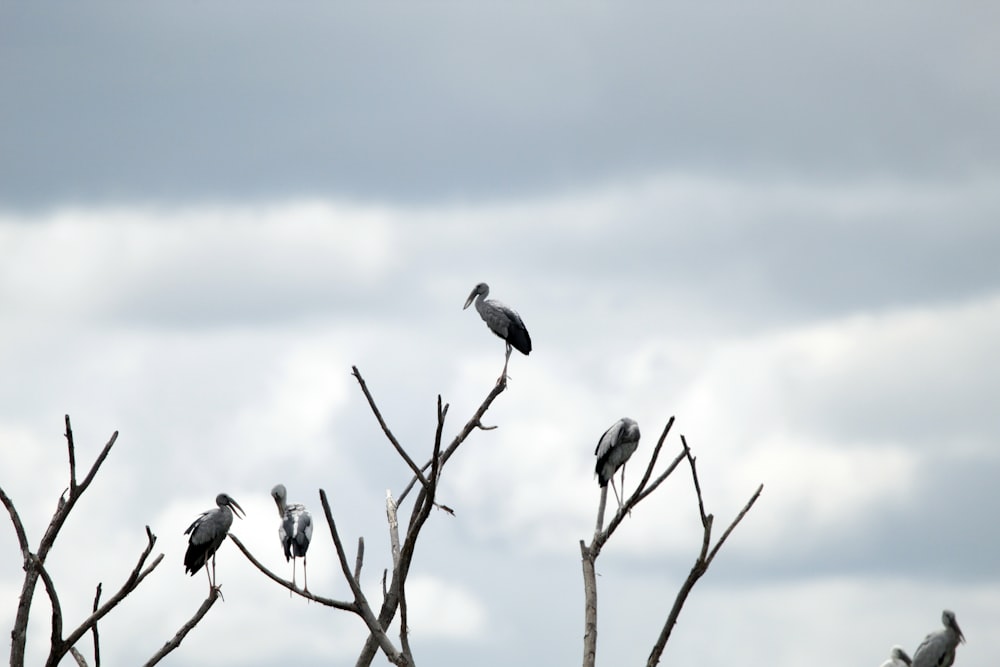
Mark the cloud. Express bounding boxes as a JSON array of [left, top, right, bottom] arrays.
[[2, 3, 999, 206], [401, 574, 488, 641], [1, 184, 998, 666]]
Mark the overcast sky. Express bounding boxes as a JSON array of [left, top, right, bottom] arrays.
[[1, 3, 999, 667]]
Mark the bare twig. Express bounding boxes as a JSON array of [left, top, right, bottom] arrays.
[[228, 533, 355, 609], [66, 414, 78, 492], [142, 588, 222, 667], [681, 436, 709, 528], [68, 647, 88, 667], [708, 484, 763, 564], [0, 486, 31, 559], [91, 583, 102, 667], [354, 537, 366, 582], [352, 366, 431, 492], [386, 490, 401, 568]]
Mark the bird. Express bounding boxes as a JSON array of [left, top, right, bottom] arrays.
[[271, 483, 313, 592], [880, 645, 912, 667], [184, 493, 245, 590], [912, 609, 965, 667], [463, 282, 531, 384], [595, 418, 641, 511]]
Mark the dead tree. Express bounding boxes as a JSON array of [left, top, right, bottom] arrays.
[[580, 418, 764, 667], [233, 365, 508, 667], [235, 368, 763, 666], [1, 415, 223, 667]]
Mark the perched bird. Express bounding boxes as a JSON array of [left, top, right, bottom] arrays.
[[463, 282, 531, 383], [912, 609, 965, 667], [595, 418, 641, 511], [271, 483, 313, 592], [880, 645, 912, 667], [184, 493, 245, 589]]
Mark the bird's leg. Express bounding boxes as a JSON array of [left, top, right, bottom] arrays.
[[303, 555, 309, 593], [498, 344, 513, 385], [609, 477, 623, 513], [619, 466, 631, 515], [204, 564, 213, 591]]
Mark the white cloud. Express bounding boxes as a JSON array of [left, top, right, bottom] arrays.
[[401, 574, 488, 641], [1, 187, 998, 667]]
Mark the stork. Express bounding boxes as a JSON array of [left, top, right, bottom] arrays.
[[880, 645, 912, 667], [595, 418, 641, 511], [184, 493, 245, 590], [912, 609, 965, 667], [463, 282, 531, 384], [271, 483, 313, 592]]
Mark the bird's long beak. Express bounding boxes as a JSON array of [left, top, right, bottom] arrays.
[[463, 291, 476, 310], [228, 498, 246, 520], [958, 625, 966, 644]]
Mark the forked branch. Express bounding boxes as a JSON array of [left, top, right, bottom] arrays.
[[580, 419, 763, 667]]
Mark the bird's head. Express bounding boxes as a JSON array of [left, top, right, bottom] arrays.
[[271, 484, 287, 514], [942, 609, 965, 644], [217, 493, 245, 520], [463, 282, 489, 310]]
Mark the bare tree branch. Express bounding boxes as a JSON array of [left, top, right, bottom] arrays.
[[579, 540, 599, 667], [397, 380, 505, 505], [229, 533, 356, 610], [320, 490, 407, 666], [582, 419, 763, 667], [66, 414, 78, 492], [352, 366, 431, 493], [6, 417, 226, 667], [142, 588, 222, 667], [68, 647, 88, 667], [91, 583, 102, 667], [386, 491, 401, 568], [681, 436, 709, 528], [708, 484, 764, 566], [356, 371, 499, 667], [354, 537, 365, 582], [593, 418, 681, 553], [50, 527, 164, 667], [34, 554, 64, 657], [8, 417, 119, 667], [0, 486, 31, 559], [644, 442, 764, 667]]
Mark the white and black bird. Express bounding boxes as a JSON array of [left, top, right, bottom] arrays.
[[880, 645, 912, 667], [595, 418, 641, 511], [463, 282, 531, 383], [271, 483, 313, 592], [184, 493, 245, 590], [912, 609, 965, 667]]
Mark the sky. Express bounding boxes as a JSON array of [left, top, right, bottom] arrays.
[[1, 2, 999, 666]]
